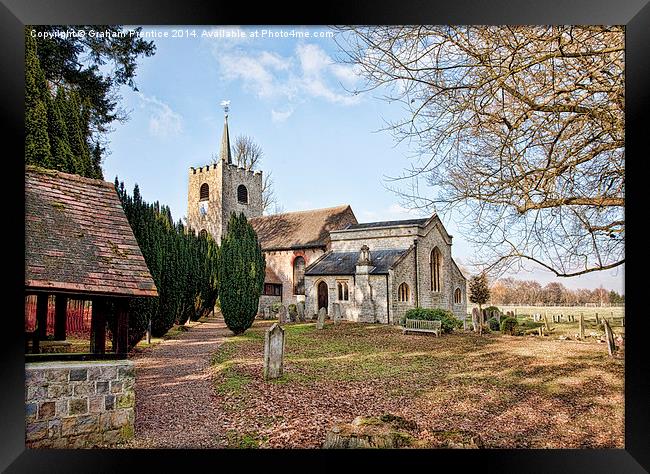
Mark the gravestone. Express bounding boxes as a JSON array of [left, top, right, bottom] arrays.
[[317, 308, 327, 329], [496, 312, 501, 324], [288, 305, 298, 323], [471, 308, 480, 332], [263, 323, 285, 379], [278, 305, 288, 324], [543, 313, 550, 332], [333, 303, 342, 325], [595, 313, 600, 325], [297, 302, 306, 322], [263, 307, 271, 320]]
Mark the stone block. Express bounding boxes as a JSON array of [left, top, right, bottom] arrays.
[[116, 391, 134, 409], [38, 401, 56, 420], [102, 429, 123, 445], [96, 381, 109, 394], [26, 384, 46, 401], [69, 368, 88, 382], [26, 421, 48, 442], [100, 367, 118, 381], [119, 366, 135, 379], [55, 399, 68, 417], [73, 382, 92, 397], [25, 370, 45, 385], [48, 418, 62, 438], [45, 369, 69, 384], [104, 394, 115, 411], [69, 398, 88, 415], [48, 383, 72, 398], [25, 403, 37, 418], [89, 395, 104, 413], [62, 414, 98, 436], [110, 381, 123, 394], [110, 410, 128, 430]]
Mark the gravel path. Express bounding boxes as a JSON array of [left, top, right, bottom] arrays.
[[124, 317, 230, 448]]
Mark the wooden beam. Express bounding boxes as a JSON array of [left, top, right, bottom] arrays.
[[90, 297, 107, 354], [115, 299, 129, 356], [54, 294, 68, 341], [36, 294, 49, 340]]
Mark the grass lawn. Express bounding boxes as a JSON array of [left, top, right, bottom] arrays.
[[210, 320, 624, 449]]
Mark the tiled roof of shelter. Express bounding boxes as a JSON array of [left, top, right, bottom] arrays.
[[25, 166, 158, 297], [250, 205, 357, 251], [305, 248, 411, 276], [345, 217, 429, 230]]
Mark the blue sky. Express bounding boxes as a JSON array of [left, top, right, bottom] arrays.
[[103, 26, 623, 292]]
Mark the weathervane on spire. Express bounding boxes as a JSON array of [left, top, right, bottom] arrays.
[[220, 99, 230, 117]]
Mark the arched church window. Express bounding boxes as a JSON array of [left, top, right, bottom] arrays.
[[199, 229, 208, 239], [398, 282, 410, 302], [337, 281, 349, 301], [431, 247, 442, 292], [199, 183, 209, 201], [293, 256, 305, 295], [454, 288, 462, 304], [237, 184, 248, 204]]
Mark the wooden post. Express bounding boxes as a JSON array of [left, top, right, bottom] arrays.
[[54, 294, 68, 341], [90, 297, 107, 354], [595, 312, 599, 325], [115, 299, 129, 356], [36, 293, 49, 340], [603, 319, 616, 357], [544, 313, 550, 332], [579, 313, 585, 340]]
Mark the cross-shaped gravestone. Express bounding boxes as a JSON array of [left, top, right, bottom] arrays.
[[316, 307, 327, 329], [263, 323, 285, 379]]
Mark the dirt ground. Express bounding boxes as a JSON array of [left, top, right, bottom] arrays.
[[210, 320, 624, 449]]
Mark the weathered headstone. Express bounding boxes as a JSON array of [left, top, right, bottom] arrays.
[[316, 307, 326, 329], [278, 305, 288, 324], [288, 305, 298, 323], [544, 313, 550, 332], [297, 302, 306, 322], [538, 327, 543, 337], [333, 303, 342, 325], [579, 313, 585, 340], [603, 319, 616, 357], [595, 313, 600, 325], [263, 323, 285, 379], [471, 307, 480, 332], [496, 312, 501, 324], [263, 307, 271, 320]]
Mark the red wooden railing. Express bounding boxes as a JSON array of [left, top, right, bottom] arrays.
[[24, 295, 93, 338]]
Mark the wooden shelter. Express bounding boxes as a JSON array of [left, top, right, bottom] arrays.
[[25, 166, 158, 360]]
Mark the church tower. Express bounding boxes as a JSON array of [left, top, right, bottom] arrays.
[[187, 102, 263, 244]]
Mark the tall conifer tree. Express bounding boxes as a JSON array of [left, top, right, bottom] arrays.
[[25, 30, 52, 166]]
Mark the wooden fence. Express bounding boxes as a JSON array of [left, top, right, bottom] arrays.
[[24, 295, 93, 338]]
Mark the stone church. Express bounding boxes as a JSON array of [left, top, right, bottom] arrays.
[[187, 110, 467, 324]]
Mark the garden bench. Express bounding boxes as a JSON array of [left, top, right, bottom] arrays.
[[402, 318, 442, 337]]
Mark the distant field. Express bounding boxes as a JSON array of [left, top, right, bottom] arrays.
[[469, 305, 625, 322]]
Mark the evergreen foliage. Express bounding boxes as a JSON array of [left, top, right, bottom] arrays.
[[218, 213, 265, 335], [500, 317, 519, 335], [25, 30, 52, 166], [469, 274, 491, 309], [110, 179, 220, 349]]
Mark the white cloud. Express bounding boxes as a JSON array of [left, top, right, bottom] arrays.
[[271, 107, 294, 123], [138, 93, 183, 138], [207, 38, 362, 109], [358, 203, 425, 222]]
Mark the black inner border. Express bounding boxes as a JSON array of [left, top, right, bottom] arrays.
[[1, 0, 647, 471]]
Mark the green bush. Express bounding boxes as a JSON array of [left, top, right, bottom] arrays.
[[401, 308, 463, 333], [484, 305, 501, 315], [500, 317, 518, 335], [270, 301, 282, 313], [288, 304, 297, 314], [487, 317, 500, 331]]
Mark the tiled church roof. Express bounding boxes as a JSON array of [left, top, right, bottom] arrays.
[[305, 248, 411, 276], [250, 205, 357, 251], [25, 166, 158, 297]]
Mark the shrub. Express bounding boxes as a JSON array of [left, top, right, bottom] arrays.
[[500, 317, 518, 335], [484, 306, 501, 317], [487, 317, 500, 331], [270, 301, 282, 313], [288, 304, 297, 314], [401, 308, 463, 333]]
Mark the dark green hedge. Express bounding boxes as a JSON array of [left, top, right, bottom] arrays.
[[401, 307, 463, 333]]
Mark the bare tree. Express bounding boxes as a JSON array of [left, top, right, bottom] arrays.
[[335, 26, 624, 278], [232, 134, 278, 213], [234, 134, 263, 170]]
